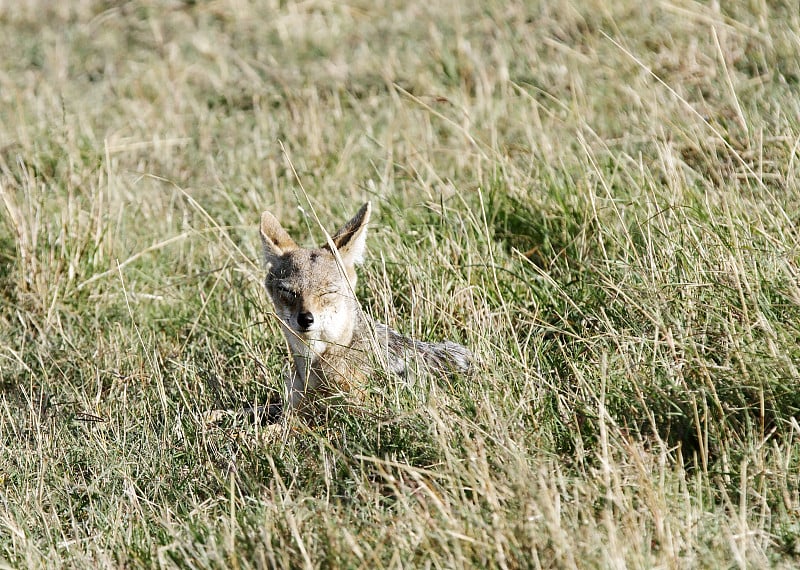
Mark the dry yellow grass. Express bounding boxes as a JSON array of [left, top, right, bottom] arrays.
[[1, 0, 800, 567]]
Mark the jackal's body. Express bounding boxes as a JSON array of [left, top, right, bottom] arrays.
[[259, 202, 471, 410]]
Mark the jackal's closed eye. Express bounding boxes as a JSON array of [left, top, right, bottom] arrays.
[[277, 286, 297, 303]]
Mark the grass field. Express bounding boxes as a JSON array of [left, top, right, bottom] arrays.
[[2, 0, 800, 567]]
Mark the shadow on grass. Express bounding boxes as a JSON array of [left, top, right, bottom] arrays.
[[482, 184, 800, 477]]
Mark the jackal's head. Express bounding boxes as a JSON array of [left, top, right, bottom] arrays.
[[259, 203, 371, 355]]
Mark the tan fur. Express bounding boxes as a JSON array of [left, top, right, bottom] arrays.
[[259, 202, 472, 412]]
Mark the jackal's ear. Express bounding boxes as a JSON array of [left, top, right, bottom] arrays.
[[330, 202, 371, 266], [260, 211, 298, 266]]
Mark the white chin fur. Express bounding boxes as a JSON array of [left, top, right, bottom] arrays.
[[286, 330, 328, 357]]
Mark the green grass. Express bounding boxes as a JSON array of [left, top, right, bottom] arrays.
[[2, 0, 800, 567]]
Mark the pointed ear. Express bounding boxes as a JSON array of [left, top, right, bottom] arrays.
[[329, 202, 371, 266], [259, 211, 297, 266]]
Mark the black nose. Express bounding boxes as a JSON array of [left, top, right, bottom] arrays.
[[297, 312, 314, 330]]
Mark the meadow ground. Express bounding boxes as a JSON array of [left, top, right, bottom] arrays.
[[1, 0, 800, 567]]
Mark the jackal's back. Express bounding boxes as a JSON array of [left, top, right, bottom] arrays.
[[371, 321, 473, 380]]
